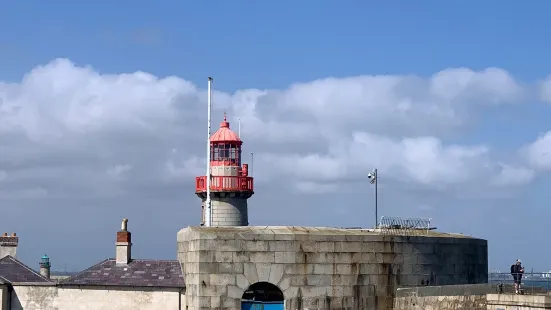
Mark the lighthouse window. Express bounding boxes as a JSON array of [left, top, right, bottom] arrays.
[[211, 143, 241, 164], [221, 143, 230, 158], [211, 144, 220, 161]]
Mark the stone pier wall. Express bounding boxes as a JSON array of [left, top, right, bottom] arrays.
[[486, 294, 551, 310], [394, 284, 495, 310], [177, 226, 487, 310]]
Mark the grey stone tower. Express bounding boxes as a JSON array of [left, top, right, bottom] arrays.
[[195, 114, 254, 226]]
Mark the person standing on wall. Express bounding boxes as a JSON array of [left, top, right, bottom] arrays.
[[510, 259, 525, 294]]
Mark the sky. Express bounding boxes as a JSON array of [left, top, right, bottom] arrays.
[[1, 1, 551, 273]]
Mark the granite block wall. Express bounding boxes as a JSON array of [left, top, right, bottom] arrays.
[[486, 294, 551, 310], [394, 284, 494, 310], [177, 226, 488, 310]]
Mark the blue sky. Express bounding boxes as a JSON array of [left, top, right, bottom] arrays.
[[3, 1, 551, 86], [3, 1, 551, 143], [1, 1, 551, 272]]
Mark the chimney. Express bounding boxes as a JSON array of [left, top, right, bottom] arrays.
[[39, 255, 51, 279], [116, 219, 131, 265], [0, 233, 18, 258]]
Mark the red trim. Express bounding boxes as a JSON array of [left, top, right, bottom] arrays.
[[195, 176, 254, 192], [210, 160, 241, 167]]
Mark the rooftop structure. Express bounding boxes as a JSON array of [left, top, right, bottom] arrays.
[[0, 256, 52, 284], [63, 259, 183, 288], [62, 219, 184, 288], [0, 220, 184, 310]]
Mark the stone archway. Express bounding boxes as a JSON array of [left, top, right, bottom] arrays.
[[241, 281, 284, 309]]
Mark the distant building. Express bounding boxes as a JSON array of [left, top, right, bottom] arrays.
[[0, 220, 184, 309]]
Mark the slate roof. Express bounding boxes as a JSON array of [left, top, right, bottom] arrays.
[[62, 259, 185, 288], [0, 255, 53, 284]]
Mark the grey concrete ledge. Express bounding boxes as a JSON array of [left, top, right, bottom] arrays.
[[487, 293, 551, 307], [396, 284, 497, 297]]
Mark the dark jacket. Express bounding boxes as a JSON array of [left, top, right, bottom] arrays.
[[511, 264, 523, 276]]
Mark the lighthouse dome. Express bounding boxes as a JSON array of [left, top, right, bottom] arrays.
[[210, 113, 242, 143]]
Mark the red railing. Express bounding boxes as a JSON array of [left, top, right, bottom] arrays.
[[195, 176, 254, 192]]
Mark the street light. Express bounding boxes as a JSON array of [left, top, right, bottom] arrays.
[[250, 152, 254, 176], [367, 169, 378, 228]]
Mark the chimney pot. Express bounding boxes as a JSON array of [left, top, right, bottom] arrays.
[[11, 233, 16, 237], [1, 233, 6, 237], [116, 218, 131, 264]]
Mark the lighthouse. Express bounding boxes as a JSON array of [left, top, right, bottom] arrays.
[[195, 113, 254, 226]]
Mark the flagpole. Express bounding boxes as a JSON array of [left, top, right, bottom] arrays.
[[375, 168, 378, 228], [206, 77, 213, 227]]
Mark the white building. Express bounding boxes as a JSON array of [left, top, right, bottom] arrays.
[[0, 220, 185, 310]]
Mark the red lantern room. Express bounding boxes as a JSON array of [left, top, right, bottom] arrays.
[[195, 113, 254, 226], [210, 114, 243, 167]]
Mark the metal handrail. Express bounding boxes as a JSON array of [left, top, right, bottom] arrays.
[[195, 176, 254, 192], [489, 272, 551, 295]]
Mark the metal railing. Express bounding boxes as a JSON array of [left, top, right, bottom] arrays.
[[378, 216, 432, 235], [489, 272, 551, 295], [195, 176, 254, 192]]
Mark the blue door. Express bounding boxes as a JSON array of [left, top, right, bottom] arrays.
[[241, 301, 284, 310]]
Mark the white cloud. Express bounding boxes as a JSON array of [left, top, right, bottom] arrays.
[[527, 78, 551, 171], [0, 58, 539, 204], [540, 76, 551, 103], [294, 181, 339, 194], [347, 133, 490, 187], [106, 164, 132, 180], [490, 164, 536, 187], [165, 156, 205, 181], [524, 131, 551, 171], [4, 58, 551, 271], [430, 67, 523, 104], [0, 187, 48, 200]]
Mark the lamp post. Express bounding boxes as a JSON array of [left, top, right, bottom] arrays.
[[250, 152, 254, 176], [368, 169, 378, 228]]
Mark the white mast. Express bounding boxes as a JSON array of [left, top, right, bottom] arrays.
[[205, 77, 213, 227], [238, 118, 241, 138]]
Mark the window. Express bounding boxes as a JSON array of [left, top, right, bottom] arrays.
[[212, 144, 220, 161], [222, 143, 230, 159], [210, 142, 241, 165]]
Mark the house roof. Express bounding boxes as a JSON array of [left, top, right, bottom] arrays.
[[0, 255, 53, 284], [61, 259, 184, 288]]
